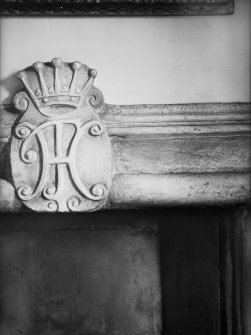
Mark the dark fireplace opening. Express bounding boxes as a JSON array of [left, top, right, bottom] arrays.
[[0, 207, 245, 335]]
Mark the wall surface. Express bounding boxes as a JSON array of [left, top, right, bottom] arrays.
[[0, 0, 250, 105]]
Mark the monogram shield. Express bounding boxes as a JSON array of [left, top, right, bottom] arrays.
[[10, 59, 113, 212]]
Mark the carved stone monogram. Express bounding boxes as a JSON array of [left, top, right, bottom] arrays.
[[10, 58, 113, 212]]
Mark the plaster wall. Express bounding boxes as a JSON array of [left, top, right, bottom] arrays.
[[0, 0, 250, 105]]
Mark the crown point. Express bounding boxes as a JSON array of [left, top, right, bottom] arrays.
[[72, 62, 82, 71], [33, 62, 44, 71], [52, 58, 62, 68], [18, 71, 26, 80], [89, 69, 97, 78]]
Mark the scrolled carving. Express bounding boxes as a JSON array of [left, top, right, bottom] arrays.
[[89, 89, 103, 108], [13, 91, 29, 112], [22, 150, 37, 164], [15, 122, 34, 139], [42, 184, 57, 199], [88, 122, 103, 136], [90, 184, 106, 200], [47, 200, 58, 212], [67, 196, 81, 212], [17, 185, 33, 200], [10, 58, 113, 212]]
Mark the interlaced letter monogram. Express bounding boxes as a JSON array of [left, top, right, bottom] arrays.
[[10, 58, 113, 212]]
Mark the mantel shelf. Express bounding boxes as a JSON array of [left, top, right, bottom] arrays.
[[1, 102, 250, 212]]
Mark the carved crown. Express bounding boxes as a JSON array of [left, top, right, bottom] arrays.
[[15, 58, 99, 114]]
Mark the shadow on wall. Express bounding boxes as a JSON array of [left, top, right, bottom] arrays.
[[0, 73, 23, 105]]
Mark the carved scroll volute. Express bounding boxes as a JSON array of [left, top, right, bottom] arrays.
[[10, 58, 113, 212]]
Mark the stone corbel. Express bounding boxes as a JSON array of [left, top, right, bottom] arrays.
[[0, 58, 250, 212]]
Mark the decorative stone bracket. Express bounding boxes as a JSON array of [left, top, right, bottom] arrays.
[[9, 59, 113, 212], [0, 58, 250, 212]]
